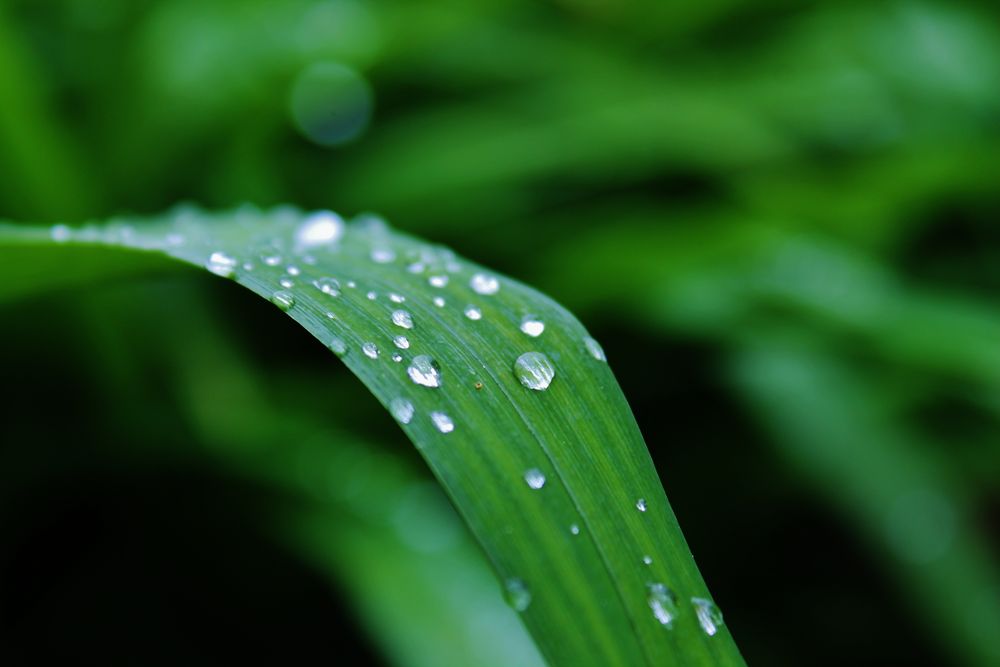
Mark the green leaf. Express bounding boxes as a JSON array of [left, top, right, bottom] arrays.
[[0, 207, 744, 667]]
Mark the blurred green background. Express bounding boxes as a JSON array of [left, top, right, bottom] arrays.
[[1, 0, 999, 665]]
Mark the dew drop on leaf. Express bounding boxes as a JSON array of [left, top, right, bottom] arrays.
[[279, 277, 295, 289], [389, 293, 405, 303], [642, 555, 653, 565], [524, 468, 546, 489], [270, 290, 295, 310], [371, 248, 396, 264], [362, 342, 379, 359], [391, 309, 414, 329], [390, 398, 414, 424], [692, 597, 724, 636], [570, 524, 581, 535], [328, 337, 347, 356], [313, 277, 341, 296], [470, 272, 500, 295], [430, 411, 454, 433], [295, 210, 344, 248], [647, 583, 678, 628], [584, 336, 607, 362], [514, 352, 556, 391], [407, 355, 441, 387], [393, 335, 410, 349], [504, 578, 532, 612], [206, 251, 237, 277], [636, 498, 648, 512], [433, 296, 446, 308], [520, 316, 545, 337], [464, 305, 482, 321], [391, 353, 403, 363], [429, 275, 449, 288]]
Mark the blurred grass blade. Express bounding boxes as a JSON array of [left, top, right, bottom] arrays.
[[0, 207, 744, 667]]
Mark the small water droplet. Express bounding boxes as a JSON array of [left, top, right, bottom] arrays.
[[524, 468, 546, 489], [261, 253, 282, 267], [647, 583, 679, 628], [433, 297, 446, 308], [271, 290, 295, 311], [692, 597, 723, 636], [464, 305, 482, 321], [325, 311, 336, 319], [430, 411, 454, 433], [584, 336, 607, 362], [570, 524, 580, 535], [296, 210, 344, 248], [470, 273, 500, 295], [391, 353, 403, 363], [642, 555, 653, 566], [636, 498, 648, 512], [390, 398, 414, 424], [279, 277, 295, 289], [367, 291, 378, 300], [206, 251, 238, 277], [286, 265, 301, 276], [313, 277, 341, 296], [407, 355, 441, 388], [429, 275, 449, 288], [520, 316, 545, 337], [371, 248, 396, 264], [362, 342, 379, 359], [346, 280, 357, 289], [513, 352, 556, 391], [242, 262, 254, 271], [389, 293, 406, 303], [391, 309, 414, 329], [504, 578, 531, 612], [393, 335, 410, 349], [328, 337, 347, 356], [408, 262, 426, 274]]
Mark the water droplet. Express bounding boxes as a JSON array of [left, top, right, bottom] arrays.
[[390, 398, 414, 424], [433, 297, 446, 308], [636, 498, 648, 512], [642, 555, 653, 566], [391, 353, 403, 363], [206, 251, 238, 277], [393, 335, 410, 350], [295, 210, 345, 248], [286, 265, 301, 276], [261, 252, 282, 267], [242, 262, 254, 271], [391, 309, 414, 329], [513, 352, 555, 391], [407, 355, 441, 388], [430, 411, 454, 433], [524, 468, 546, 489], [464, 305, 482, 321], [362, 342, 379, 359], [367, 291, 378, 300], [371, 248, 396, 264], [346, 280, 357, 288], [389, 293, 406, 303], [584, 336, 607, 362], [520, 316, 545, 337], [504, 578, 531, 612], [692, 597, 723, 636], [470, 272, 500, 295], [279, 277, 295, 289], [325, 311, 336, 319], [647, 583, 679, 628], [429, 275, 449, 288], [570, 524, 581, 535], [51, 224, 71, 242], [408, 262, 426, 274], [271, 290, 295, 311], [328, 337, 347, 356], [313, 277, 341, 296]]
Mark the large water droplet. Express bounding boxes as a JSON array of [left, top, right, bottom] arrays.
[[520, 316, 545, 337], [524, 468, 546, 489], [271, 290, 295, 310], [362, 342, 380, 359], [584, 336, 607, 362], [692, 597, 723, 636], [636, 498, 648, 512], [513, 352, 555, 391], [647, 583, 679, 628], [464, 305, 482, 321], [407, 355, 441, 387], [430, 411, 454, 433], [313, 277, 341, 296], [393, 335, 410, 350], [206, 251, 238, 278], [390, 398, 414, 424], [295, 211, 345, 248], [504, 578, 531, 612], [470, 273, 500, 295], [391, 309, 414, 329]]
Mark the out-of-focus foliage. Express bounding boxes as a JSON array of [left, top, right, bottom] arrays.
[[0, 0, 998, 665]]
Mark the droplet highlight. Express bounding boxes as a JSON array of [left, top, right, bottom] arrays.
[[206, 251, 238, 278], [519, 316, 545, 338], [362, 342, 380, 359], [391, 309, 414, 329], [470, 273, 500, 295], [513, 352, 555, 391], [407, 355, 441, 388], [524, 468, 546, 490]]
